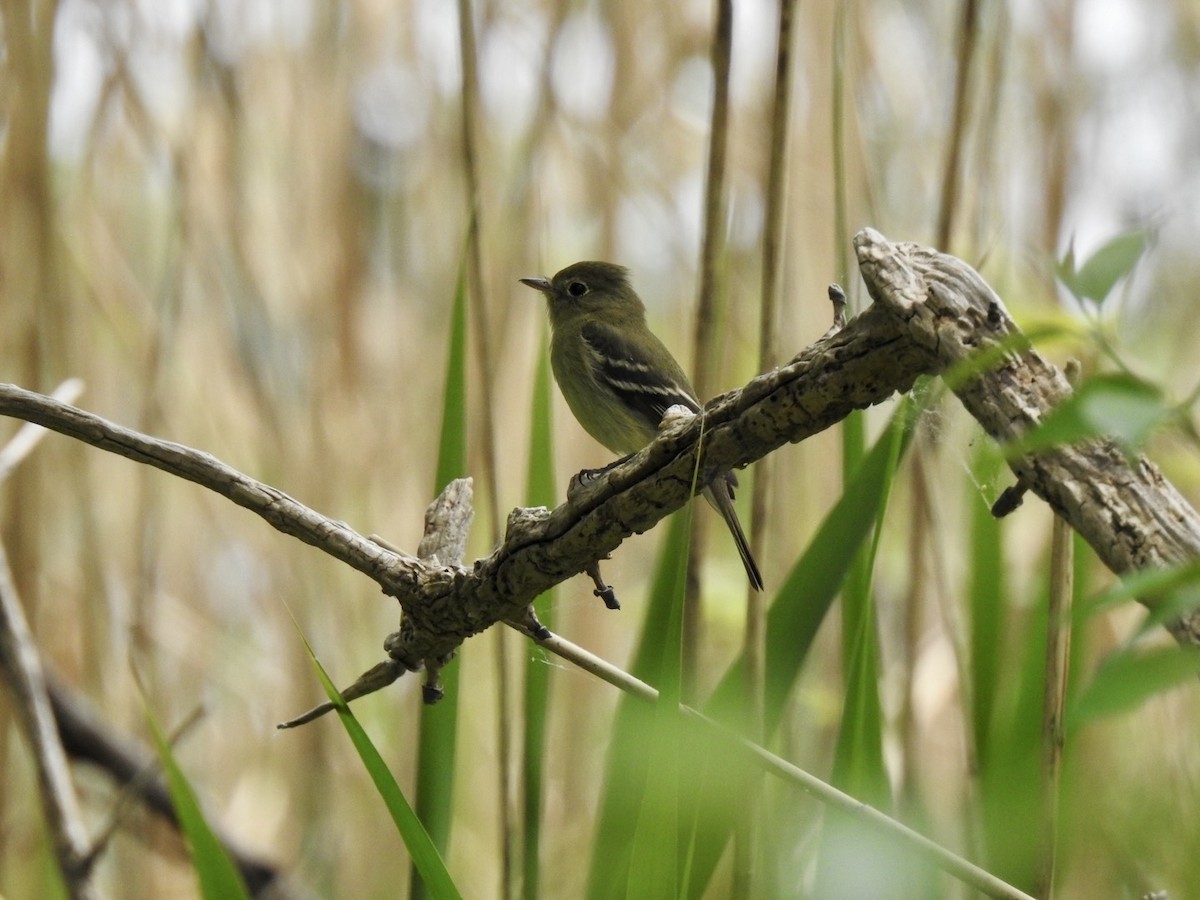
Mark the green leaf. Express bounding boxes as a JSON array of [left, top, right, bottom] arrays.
[[968, 444, 1007, 769], [1135, 584, 1200, 635], [591, 397, 920, 900], [586, 510, 693, 900], [413, 256, 470, 898], [814, 405, 904, 897], [434, 257, 470, 492], [625, 503, 690, 900], [1070, 644, 1200, 724], [628, 420, 707, 900], [306, 644, 463, 900], [1078, 560, 1200, 622], [835, 413, 903, 800], [939, 322, 1075, 396], [140, 701, 250, 900], [1010, 372, 1170, 457], [521, 332, 557, 900], [977, 581, 1049, 886], [1057, 228, 1149, 305], [683, 395, 919, 897]]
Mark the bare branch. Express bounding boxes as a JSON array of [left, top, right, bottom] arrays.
[[0, 290, 929, 676], [0, 377, 84, 483], [2, 227, 1198, 698], [0, 541, 96, 899], [0, 384, 431, 594], [853, 228, 1200, 644], [281, 478, 478, 726]]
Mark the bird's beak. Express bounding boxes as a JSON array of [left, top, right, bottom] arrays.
[[519, 276, 552, 294]]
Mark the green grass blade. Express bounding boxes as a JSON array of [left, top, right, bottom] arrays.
[[523, 330, 557, 533], [829, 417, 901, 804], [969, 444, 1007, 770], [687, 396, 919, 896], [625, 522, 689, 899], [625, 423, 703, 900], [841, 408, 866, 482], [816, 408, 903, 896], [412, 258, 470, 897], [434, 256, 470, 492], [714, 395, 920, 727], [139, 698, 250, 900], [522, 333, 557, 899], [585, 510, 693, 900], [305, 643, 462, 900], [593, 399, 919, 899], [978, 571, 1049, 889]]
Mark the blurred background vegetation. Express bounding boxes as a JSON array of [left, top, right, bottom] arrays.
[[2, 0, 1199, 897]]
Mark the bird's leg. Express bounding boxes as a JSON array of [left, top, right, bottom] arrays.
[[575, 452, 635, 485], [567, 454, 635, 504], [585, 560, 620, 610], [562, 460, 624, 610]]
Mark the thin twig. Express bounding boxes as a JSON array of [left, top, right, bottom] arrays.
[[0, 376, 284, 894], [0, 378, 84, 483], [585, 560, 620, 610]]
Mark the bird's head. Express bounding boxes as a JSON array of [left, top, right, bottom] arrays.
[[520, 261, 645, 326]]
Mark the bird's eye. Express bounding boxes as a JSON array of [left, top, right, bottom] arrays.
[[567, 280, 589, 297]]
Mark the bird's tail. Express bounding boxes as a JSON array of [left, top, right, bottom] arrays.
[[703, 473, 764, 592]]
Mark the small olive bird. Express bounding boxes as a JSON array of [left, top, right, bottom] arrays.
[[521, 261, 763, 591]]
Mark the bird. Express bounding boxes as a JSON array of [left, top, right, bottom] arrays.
[[520, 260, 763, 591]]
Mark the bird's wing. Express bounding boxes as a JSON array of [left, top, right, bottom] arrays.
[[579, 320, 700, 432]]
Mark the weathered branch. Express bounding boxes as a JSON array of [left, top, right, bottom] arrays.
[[2, 229, 1188, 900], [1, 228, 1197, 689], [853, 228, 1200, 645], [0, 299, 931, 676], [280, 479, 477, 726]]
